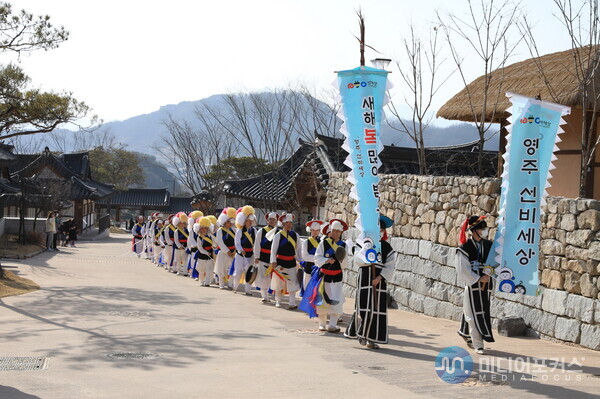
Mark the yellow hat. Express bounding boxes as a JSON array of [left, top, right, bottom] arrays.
[[190, 210, 203, 220], [198, 217, 212, 228], [178, 212, 189, 223]]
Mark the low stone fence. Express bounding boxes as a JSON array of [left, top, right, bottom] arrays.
[[328, 172, 600, 350]]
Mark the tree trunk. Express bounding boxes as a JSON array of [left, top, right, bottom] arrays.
[[478, 132, 486, 178]]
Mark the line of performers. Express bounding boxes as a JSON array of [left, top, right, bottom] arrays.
[[131, 205, 399, 349]]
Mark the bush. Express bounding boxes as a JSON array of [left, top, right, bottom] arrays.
[[24, 231, 44, 246]]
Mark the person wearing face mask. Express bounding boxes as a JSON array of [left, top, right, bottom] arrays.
[[344, 215, 396, 349], [456, 215, 495, 355]]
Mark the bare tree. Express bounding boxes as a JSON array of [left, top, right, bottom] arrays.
[[438, 0, 522, 177], [387, 23, 452, 174], [521, 0, 600, 197], [156, 113, 236, 213]]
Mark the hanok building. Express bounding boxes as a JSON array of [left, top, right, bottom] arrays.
[[221, 134, 497, 227], [96, 188, 194, 221], [437, 46, 600, 199], [1, 147, 114, 231]]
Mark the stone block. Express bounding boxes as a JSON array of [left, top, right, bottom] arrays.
[[589, 241, 600, 261], [420, 224, 431, 240], [402, 238, 420, 256], [541, 288, 568, 315], [430, 244, 450, 265], [440, 266, 457, 286], [390, 286, 411, 307], [554, 317, 581, 343], [541, 239, 565, 256], [565, 294, 596, 323], [566, 230, 594, 248], [566, 259, 586, 273], [541, 269, 564, 290], [580, 273, 599, 298], [408, 292, 425, 313], [445, 286, 462, 306], [564, 271, 582, 294], [411, 275, 433, 296], [577, 209, 600, 231], [420, 260, 442, 280], [580, 323, 600, 350], [435, 301, 456, 320], [524, 308, 557, 336], [545, 256, 563, 270], [490, 298, 506, 318], [435, 211, 446, 225], [497, 316, 527, 337], [429, 281, 450, 301], [565, 245, 588, 260], [418, 240, 432, 259], [423, 297, 438, 316], [394, 255, 414, 272], [560, 213, 577, 231], [546, 214, 561, 228]]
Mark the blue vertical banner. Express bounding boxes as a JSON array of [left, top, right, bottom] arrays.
[[336, 66, 390, 262], [491, 92, 570, 296]]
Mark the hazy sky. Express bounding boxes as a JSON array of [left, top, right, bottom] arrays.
[[10, 0, 572, 124]]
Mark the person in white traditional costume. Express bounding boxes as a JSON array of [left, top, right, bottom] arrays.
[[172, 212, 190, 275], [252, 211, 279, 302], [144, 214, 157, 260], [214, 207, 237, 289], [233, 206, 257, 295], [314, 219, 348, 333], [131, 215, 146, 257], [269, 213, 303, 309], [456, 215, 495, 355], [186, 211, 204, 277], [153, 217, 165, 266], [193, 216, 216, 286], [301, 220, 324, 291]]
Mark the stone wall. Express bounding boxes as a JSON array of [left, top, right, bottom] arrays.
[[327, 172, 600, 350]]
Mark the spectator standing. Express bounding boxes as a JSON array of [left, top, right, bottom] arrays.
[[45, 212, 56, 251], [68, 219, 78, 247], [60, 219, 70, 246], [53, 211, 61, 251]]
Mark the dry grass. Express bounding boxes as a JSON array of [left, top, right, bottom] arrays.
[[0, 271, 40, 298], [0, 235, 44, 259], [110, 226, 130, 234], [437, 45, 600, 122]]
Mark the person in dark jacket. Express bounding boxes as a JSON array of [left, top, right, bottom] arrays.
[[68, 219, 78, 247]]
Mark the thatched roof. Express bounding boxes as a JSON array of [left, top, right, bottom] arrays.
[[437, 46, 600, 123]]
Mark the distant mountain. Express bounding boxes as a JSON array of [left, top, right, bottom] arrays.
[[18, 93, 499, 191], [93, 93, 500, 154]]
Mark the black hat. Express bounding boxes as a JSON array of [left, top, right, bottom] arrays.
[[467, 215, 487, 231]]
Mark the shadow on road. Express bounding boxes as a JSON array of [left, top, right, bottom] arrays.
[[0, 385, 41, 399], [0, 285, 274, 370]]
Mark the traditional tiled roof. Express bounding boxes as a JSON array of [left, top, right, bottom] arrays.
[[313, 134, 497, 178], [96, 188, 170, 207], [166, 196, 194, 213], [8, 149, 115, 201], [0, 143, 17, 165], [222, 134, 498, 202], [222, 144, 312, 202]]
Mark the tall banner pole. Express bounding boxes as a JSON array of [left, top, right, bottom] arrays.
[[490, 92, 570, 296], [335, 67, 390, 263]]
